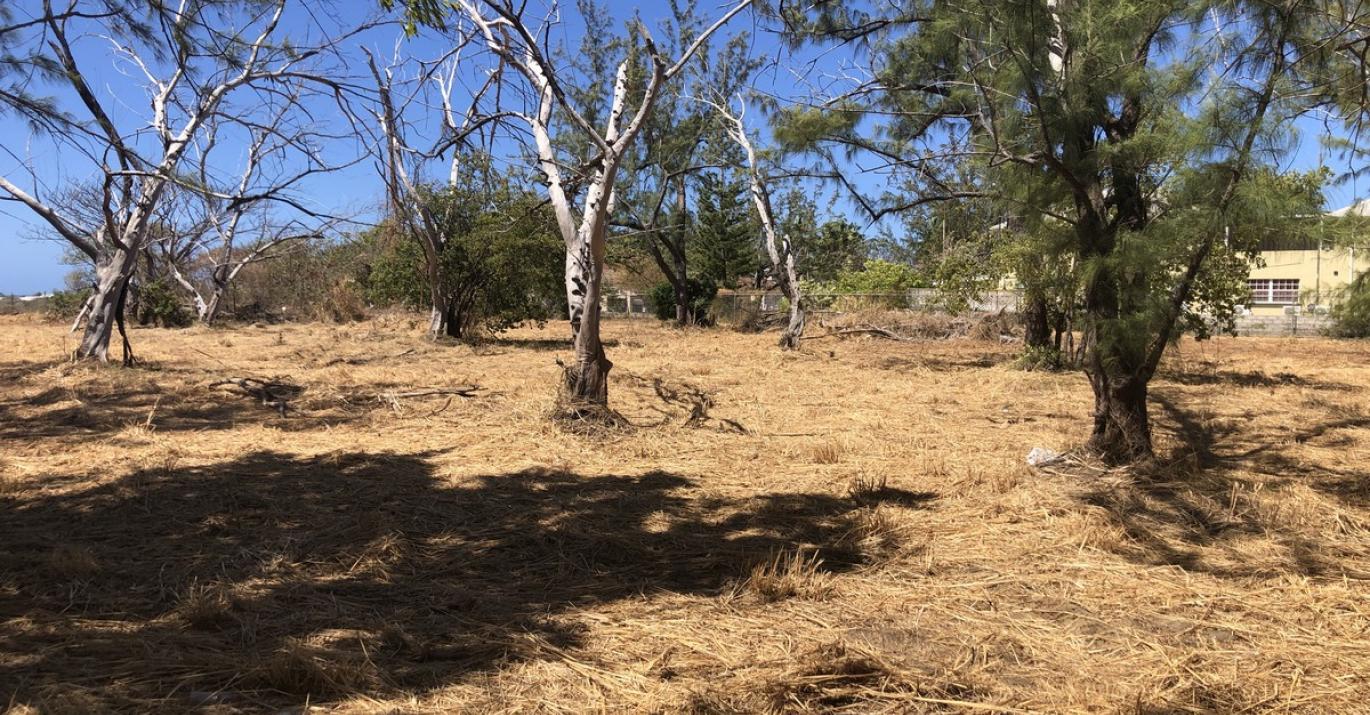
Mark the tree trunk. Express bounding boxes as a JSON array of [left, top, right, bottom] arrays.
[[565, 245, 590, 339], [779, 293, 805, 350], [776, 237, 806, 350], [427, 288, 463, 340], [674, 279, 690, 325], [202, 288, 224, 326], [673, 179, 691, 325], [1023, 293, 1051, 349], [563, 247, 611, 409], [1087, 373, 1152, 464], [76, 251, 137, 362]]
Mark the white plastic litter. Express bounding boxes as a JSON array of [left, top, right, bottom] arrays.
[[1026, 447, 1063, 467]]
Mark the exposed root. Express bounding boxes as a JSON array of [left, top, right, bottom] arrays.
[[552, 399, 630, 433]]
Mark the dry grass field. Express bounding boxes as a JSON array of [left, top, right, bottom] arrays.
[[2, 313, 1369, 713]]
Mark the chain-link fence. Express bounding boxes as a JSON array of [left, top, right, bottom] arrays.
[[601, 292, 657, 319], [602, 289, 1023, 324]]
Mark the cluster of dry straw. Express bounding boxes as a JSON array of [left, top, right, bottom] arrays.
[[1, 312, 1368, 712]]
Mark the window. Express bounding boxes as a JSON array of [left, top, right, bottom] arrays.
[[1248, 279, 1299, 305]]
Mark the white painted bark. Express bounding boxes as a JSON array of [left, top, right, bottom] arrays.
[[0, 0, 323, 360], [718, 97, 805, 348], [452, 0, 753, 406]]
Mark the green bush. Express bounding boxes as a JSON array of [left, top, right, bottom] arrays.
[[650, 277, 717, 324], [800, 259, 924, 311], [365, 188, 565, 337], [1331, 273, 1370, 338], [134, 279, 192, 327], [45, 288, 92, 320], [1014, 344, 1065, 371], [828, 259, 923, 293]]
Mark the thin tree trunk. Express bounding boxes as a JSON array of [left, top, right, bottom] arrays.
[[777, 239, 805, 350], [202, 287, 224, 325], [674, 179, 690, 325], [69, 293, 95, 333], [76, 250, 138, 361], [673, 278, 690, 325], [427, 281, 459, 340], [719, 98, 806, 349]]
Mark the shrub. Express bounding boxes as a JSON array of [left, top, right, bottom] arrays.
[[829, 259, 923, 294], [1331, 272, 1370, 338], [46, 288, 92, 320], [650, 277, 718, 324], [134, 279, 192, 327], [803, 260, 925, 310], [1015, 345, 1065, 371], [366, 189, 565, 337]]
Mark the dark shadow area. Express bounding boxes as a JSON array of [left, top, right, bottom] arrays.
[[875, 353, 1014, 372], [476, 336, 619, 353], [0, 360, 59, 383], [0, 450, 931, 711], [1073, 391, 1370, 580], [0, 381, 361, 441], [1157, 367, 1352, 390]]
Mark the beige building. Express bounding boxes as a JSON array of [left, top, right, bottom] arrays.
[[1243, 200, 1370, 316]]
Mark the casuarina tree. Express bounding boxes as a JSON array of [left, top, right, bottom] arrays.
[[775, 0, 1342, 462]]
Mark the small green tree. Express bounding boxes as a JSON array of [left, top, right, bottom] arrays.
[[369, 189, 566, 339], [796, 219, 867, 283], [650, 277, 717, 323], [691, 172, 758, 288]]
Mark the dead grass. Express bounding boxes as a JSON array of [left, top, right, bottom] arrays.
[[1, 313, 1369, 712], [737, 549, 835, 603]]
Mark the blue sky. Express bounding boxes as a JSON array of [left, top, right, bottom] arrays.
[[0, 1, 1364, 295]]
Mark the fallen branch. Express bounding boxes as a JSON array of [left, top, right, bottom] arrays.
[[209, 377, 304, 416], [806, 325, 915, 342], [379, 386, 480, 399], [647, 376, 749, 434], [340, 384, 484, 415], [321, 348, 417, 367]]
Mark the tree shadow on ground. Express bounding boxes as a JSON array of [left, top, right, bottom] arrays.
[[0, 379, 363, 441], [875, 353, 1015, 373], [0, 450, 933, 712], [0, 360, 59, 383], [476, 335, 619, 352], [1156, 367, 1352, 390], [1074, 391, 1370, 580]]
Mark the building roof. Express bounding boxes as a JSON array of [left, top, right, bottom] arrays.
[[1328, 198, 1370, 218]]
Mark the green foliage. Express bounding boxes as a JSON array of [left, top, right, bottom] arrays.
[[1331, 273, 1370, 338], [369, 185, 566, 337], [228, 236, 371, 323], [1015, 345, 1066, 372], [691, 173, 758, 287], [813, 259, 924, 294], [650, 277, 717, 323], [45, 288, 91, 320], [134, 280, 192, 328], [800, 259, 924, 311], [365, 230, 428, 308], [795, 219, 867, 284]]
